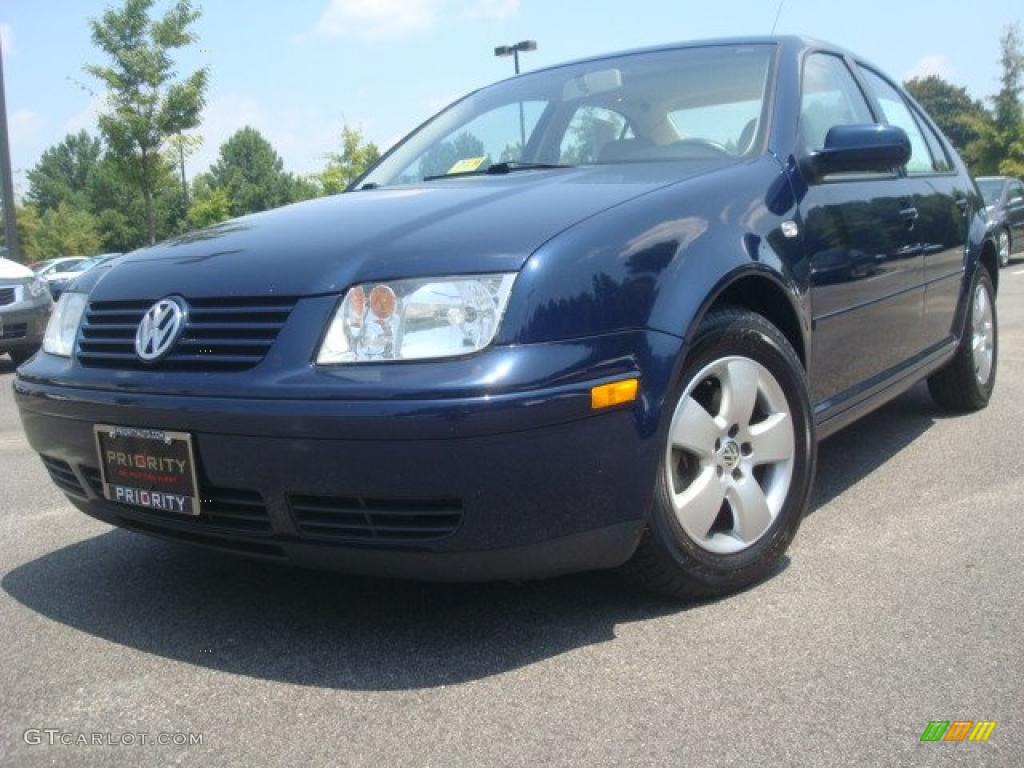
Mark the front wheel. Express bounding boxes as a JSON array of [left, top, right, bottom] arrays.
[[624, 307, 815, 600]]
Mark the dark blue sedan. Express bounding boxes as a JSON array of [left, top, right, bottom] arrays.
[[16, 37, 999, 598]]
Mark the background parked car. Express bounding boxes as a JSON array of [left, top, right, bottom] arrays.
[[0, 257, 52, 365], [977, 176, 1024, 267], [46, 253, 123, 300], [33, 257, 92, 284]]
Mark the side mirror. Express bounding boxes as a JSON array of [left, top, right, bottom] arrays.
[[804, 124, 911, 180]]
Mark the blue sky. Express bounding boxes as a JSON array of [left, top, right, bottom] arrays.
[[1, 0, 1021, 197]]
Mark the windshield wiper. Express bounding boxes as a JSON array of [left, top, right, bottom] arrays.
[[423, 161, 574, 181]]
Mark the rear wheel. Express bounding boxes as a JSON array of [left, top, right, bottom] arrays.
[[927, 268, 997, 412], [997, 229, 1011, 268], [624, 307, 815, 599]]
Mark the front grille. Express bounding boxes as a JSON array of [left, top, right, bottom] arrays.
[[0, 287, 16, 306], [290, 495, 463, 543], [82, 467, 272, 534], [41, 456, 87, 498], [1, 323, 27, 340], [77, 296, 297, 371]]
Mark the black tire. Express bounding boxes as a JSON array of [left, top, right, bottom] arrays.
[[8, 348, 35, 366], [927, 268, 997, 412], [623, 307, 816, 600]]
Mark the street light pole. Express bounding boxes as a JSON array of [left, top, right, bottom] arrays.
[[494, 41, 537, 153], [0, 34, 20, 262]]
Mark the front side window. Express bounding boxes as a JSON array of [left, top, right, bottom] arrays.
[[362, 45, 776, 188], [799, 53, 874, 153], [1009, 182, 1024, 204], [858, 67, 935, 174]]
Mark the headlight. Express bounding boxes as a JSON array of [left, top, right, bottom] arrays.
[[27, 277, 49, 299], [317, 273, 517, 364], [42, 292, 88, 357]]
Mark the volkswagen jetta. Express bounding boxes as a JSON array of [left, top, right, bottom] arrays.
[[16, 37, 999, 598]]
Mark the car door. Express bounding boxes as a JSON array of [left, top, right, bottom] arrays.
[[857, 66, 969, 347], [797, 52, 925, 406]]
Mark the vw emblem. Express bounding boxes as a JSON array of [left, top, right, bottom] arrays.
[[135, 297, 187, 362], [720, 441, 741, 470]]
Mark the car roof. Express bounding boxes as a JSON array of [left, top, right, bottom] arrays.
[[511, 35, 851, 80]]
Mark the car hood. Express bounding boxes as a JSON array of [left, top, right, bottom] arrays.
[[88, 163, 720, 301], [0, 258, 32, 281]]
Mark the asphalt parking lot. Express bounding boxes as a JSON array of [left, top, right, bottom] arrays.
[[1, 272, 1022, 768]]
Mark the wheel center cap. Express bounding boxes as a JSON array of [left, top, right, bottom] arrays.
[[720, 440, 741, 470]]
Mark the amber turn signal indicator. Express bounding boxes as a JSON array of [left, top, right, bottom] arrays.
[[590, 378, 639, 410]]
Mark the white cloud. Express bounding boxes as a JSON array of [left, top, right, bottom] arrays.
[[904, 54, 954, 81], [0, 23, 15, 56], [191, 93, 378, 177], [312, 0, 518, 40], [9, 108, 44, 148]]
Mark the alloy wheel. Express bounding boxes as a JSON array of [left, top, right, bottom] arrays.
[[972, 282, 995, 386], [665, 356, 795, 555]]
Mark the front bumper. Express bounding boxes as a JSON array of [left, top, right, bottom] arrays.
[[15, 331, 684, 581], [0, 300, 50, 353]]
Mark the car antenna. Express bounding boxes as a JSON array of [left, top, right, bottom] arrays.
[[771, 0, 784, 34]]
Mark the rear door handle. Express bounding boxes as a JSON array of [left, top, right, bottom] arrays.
[[899, 206, 919, 230], [955, 197, 969, 214]]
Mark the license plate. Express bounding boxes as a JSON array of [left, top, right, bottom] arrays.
[[94, 426, 201, 516]]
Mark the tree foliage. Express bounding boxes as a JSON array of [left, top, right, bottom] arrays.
[[904, 76, 989, 163], [208, 127, 298, 216], [319, 126, 381, 193], [902, 24, 1024, 176], [36, 203, 104, 257], [187, 186, 232, 229], [26, 131, 104, 213], [85, 0, 208, 244]]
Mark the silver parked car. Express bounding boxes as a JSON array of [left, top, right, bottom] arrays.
[[0, 257, 53, 365]]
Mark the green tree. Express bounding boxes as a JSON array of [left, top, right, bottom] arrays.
[[208, 127, 296, 216], [187, 186, 232, 229], [4, 205, 43, 262], [967, 24, 1024, 176], [904, 76, 991, 168], [26, 131, 104, 213], [319, 126, 381, 193], [85, 0, 209, 244], [37, 203, 103, 257]]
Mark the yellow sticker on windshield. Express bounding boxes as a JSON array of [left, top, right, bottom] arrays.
[[447, 156, 487, 174]]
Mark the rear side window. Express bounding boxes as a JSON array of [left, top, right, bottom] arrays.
[[916, 115, 952, 172], [858, 67, 935, 174], [799, 53, 874, 153]]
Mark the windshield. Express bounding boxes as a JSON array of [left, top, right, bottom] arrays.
[[361, 44, 775, 188], [977, 179, 1003, 206]]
